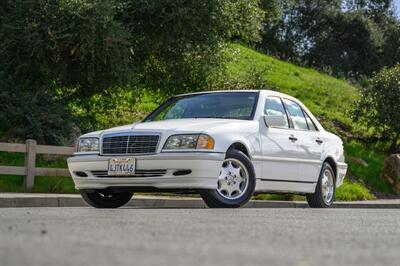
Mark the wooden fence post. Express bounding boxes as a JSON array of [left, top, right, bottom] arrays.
[[24, 139, 37, 189]]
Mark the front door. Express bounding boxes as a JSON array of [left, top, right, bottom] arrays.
[[260, 96, 300, 181]]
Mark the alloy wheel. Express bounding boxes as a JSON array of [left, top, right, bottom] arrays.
[[216, 158, 249, 200], [321, 169, 334, 204]]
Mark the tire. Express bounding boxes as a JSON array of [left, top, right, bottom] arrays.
[[80, 189, 133, 208], [200, 149, 256, 208], [306, 162, 336, 208]]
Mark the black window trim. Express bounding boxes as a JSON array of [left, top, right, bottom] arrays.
[[302, 109, 318, 131]]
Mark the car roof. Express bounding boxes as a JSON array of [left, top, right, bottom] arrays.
[[176, 89, 290, 98]]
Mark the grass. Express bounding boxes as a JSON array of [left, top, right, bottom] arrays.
[[0, 175, 76, 193], [0, 151, 68, 168], [343, 142, 391, 193], [253, 194, 305, 201], [336, 180, 374, 201]]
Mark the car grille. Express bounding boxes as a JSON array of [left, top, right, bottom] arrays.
[[91, 169, 167, 178], [102, 134, 159, 155]]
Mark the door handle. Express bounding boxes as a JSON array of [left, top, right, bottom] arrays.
[[315, 139, 323, 144], [289, 135, 298, 142]]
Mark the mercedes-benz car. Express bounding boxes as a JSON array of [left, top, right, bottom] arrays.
[[67, 90, 347, 208]]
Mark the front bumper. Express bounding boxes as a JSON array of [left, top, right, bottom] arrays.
[[67, 152, 224, 190], [336, 162, 348, 187]]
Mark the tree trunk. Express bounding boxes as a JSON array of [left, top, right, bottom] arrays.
[[389, 132, 400, 154]]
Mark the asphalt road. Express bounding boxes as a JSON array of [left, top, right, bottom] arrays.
[[0, 207, 399, 266]]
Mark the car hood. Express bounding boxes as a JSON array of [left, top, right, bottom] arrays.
[[79, 118, 251, 138]]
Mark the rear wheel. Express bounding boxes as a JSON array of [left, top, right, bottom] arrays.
[[200, 149, 256, 208], [306, 162, 336, 208], [80, 189, 133, 208]]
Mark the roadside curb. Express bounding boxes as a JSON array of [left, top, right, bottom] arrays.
[[1, 194, 400, 208]]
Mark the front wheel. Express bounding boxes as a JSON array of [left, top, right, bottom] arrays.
[[306, 162, 336, 208], [80, 189, 133, 208], [200, 149, 256, 208]]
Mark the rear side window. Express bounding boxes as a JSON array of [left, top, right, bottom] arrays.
[[282, 99, 308, 130], [264, 97, 289, 128]]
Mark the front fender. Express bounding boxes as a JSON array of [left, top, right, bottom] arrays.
[[207, 128, 261, 157], [210, 131, 262, 180]]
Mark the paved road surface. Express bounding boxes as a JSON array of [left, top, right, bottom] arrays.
[[0, 207, 399, 266]]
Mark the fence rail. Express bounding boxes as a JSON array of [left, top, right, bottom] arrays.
[[0, 140, 74, 189]]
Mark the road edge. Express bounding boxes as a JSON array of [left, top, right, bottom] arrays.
[[0, 194, 399, 208]]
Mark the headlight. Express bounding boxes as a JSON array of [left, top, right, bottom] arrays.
[[77, 137, 99, 152], [163, 134, 215, 150]]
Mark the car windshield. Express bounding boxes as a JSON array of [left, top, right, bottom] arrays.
[[144, 92, 258, 122]]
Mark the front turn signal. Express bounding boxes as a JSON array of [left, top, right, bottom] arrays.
[[196, 134, 215, 150]]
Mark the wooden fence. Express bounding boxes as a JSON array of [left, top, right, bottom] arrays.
[[0, 140, 74, 189]]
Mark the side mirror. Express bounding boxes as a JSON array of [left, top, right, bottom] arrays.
[[263, 115, 288, 128]]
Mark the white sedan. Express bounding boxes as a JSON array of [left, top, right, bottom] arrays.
[[67, 90, 347, 208]]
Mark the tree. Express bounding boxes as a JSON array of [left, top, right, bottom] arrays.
[[117, 0, 264, 95], [352, 65, 400, 152], [258, 0, 303, 62], [0, 0, 132, 97], [307, 11, 383, 78], [0, 0, 132, 143], [258, 0, 400, 79], [258, 0, 343, 64], [381, 19, 400, 68], [0, 0, 265, 143]]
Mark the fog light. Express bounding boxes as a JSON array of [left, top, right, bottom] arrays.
[[173, 170, 192, 176], [75, 171, 88, 177]]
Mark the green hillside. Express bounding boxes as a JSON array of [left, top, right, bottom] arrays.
[[227, 44, 390, 201]]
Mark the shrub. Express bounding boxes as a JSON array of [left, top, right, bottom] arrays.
[[0, 88, 76, 145], [352, 65, 400, 153]]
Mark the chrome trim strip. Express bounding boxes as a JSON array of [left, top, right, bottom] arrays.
[[101, 132, 161, 138], [161, 150, 223, 153], [260, 178, 316, 184], [252, 155, 321, 164]]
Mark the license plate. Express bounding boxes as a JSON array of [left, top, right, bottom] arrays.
[[108, 158, 135, 176]]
